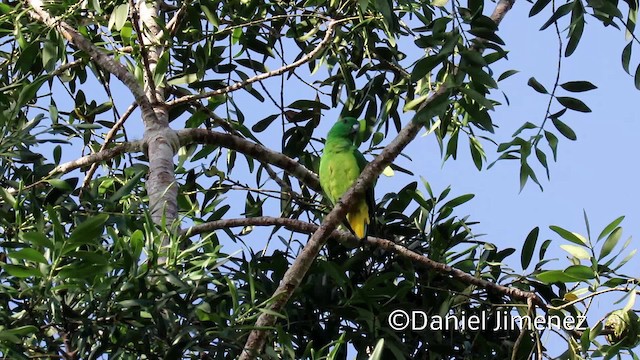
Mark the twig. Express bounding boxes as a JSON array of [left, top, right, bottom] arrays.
[[81, 103, 138, 190], [166, 18, 343, 108], [181, 216, 543, 305], [50, 140, 144, 175], [511, 298, 534, 360], [48, 129, 320, 191], [26, 0, 158, 125], [129, 0, 158, 101], [177, 128, 320, 191]]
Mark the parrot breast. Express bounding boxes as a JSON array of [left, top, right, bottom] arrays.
[[319, 147, 370, 238]]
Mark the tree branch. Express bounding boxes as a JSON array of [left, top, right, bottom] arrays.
[[166, 19, 340, 108], [25, 0, 158, 125], [50, 141, 143, 175], [177, 129, 320, 191], [182, 215, 544, 308], [81, 103, 138, 190], [238, 86, 451, 359], [239, 0, 518, 357], [50, 129, 320, 192]]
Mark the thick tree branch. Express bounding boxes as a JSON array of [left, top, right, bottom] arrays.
[[25, 0, 158, 125], [182, 216, 544, 306], [166, 19, 340, 108], [50, 129, 320, 192], [177, 129, 320, 191], [50, 141, 143, 175], [239, 1, 517, 357], [239, 86, 451, 359]]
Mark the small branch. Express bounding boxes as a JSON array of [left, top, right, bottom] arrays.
[[164, 2, 187, 38], [177, 128, 320, 191], [548, 286, 640, 311], [50, 141, 143, 175], [182, 216, 544, 305], [26, 0, 158, 125], [129, 0, 158, 101], [51, 58, 85, 76], [511, 298, 534, 360], [166, 18, 340, 108], [81, 103, 138, 190], [49, 129, 320, 192]]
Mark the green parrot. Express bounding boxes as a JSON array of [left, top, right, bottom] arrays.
[[319, 117, 374, 239]]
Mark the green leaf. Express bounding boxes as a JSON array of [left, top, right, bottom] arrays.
[[551, 118, 577, 140], [539, 239, 552, 260], [565, 23, 584, 58], [168, 73, 199, 85], [498, 69, 519, 82], [564, 265, 595, 280], [622, 42, 632, 74], [635, 64, 640, 90], [287, 99, 330, 110], [556, 96, 591, 112], [527, 77, 548, 94], [560, 244, 591, 260], [0, 187, 16, 208], [368, 339, 385, 360], [519, 162, 530, 190], [560, 81, 597, 92], [521, 227, 539, 270], [536, 270, 579, 283], [469, 137, 484, 170], [46, 179, 72, 191], [20, 232, 54, 249], [17, 75, 49, 109], [623, 290, 636, 313], [110, 4, 129, 31], [252, 114, 279, 132], [8, 248, 47, 264], [530, 0, 552, 16], [460, 87, 494, 110], [441, 194, 474, 209], [540, 2, 575, 30], [550, 225, 588, 245], [599, 227, 622, 259], [1, 264, 42, 278], [108, 170, 145, 203], [597, 216, 625, 241], [411, 55, 445, 82], [43, 33, 58, 72], [154, 51, 170, 85], [68, 214, 109, 244], [545, 130, 559, 160]]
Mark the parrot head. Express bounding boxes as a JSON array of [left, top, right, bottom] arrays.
[[327, 117, 360, 140]]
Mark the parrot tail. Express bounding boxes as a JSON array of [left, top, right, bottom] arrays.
[[347, 201, 370, 239]]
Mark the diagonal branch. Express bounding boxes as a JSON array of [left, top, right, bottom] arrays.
[[166, 18, 341, 108], [177, 129, 320, 191], [80, 103, 138, 190], [239, 1, 517, 357], [181, 216, 544, 306], [238, 86, 451, 359], [26, 0, 158, 125], [50, 140, 144, 175], [49, 129, 320, 192]]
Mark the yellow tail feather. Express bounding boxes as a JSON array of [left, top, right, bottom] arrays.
[[346, 202, 370, 239]]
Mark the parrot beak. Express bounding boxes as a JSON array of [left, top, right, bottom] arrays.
[[350, 122, 360, 135]]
